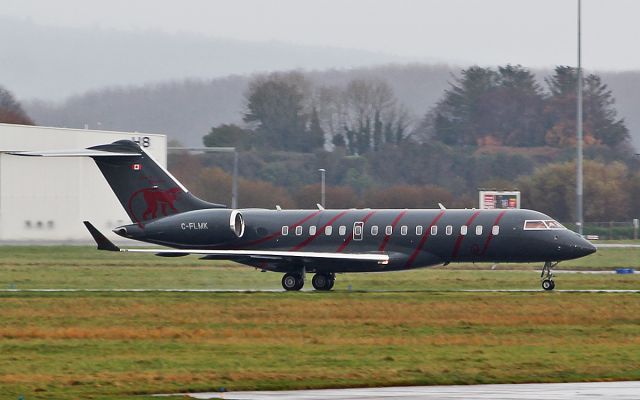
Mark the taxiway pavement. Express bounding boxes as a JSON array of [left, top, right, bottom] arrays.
[[159, 381, 640, 399]]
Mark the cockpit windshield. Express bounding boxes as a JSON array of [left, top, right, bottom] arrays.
[[523, 220, 566, 230]]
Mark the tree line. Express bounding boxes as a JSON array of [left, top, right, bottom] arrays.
[[188, 64, 640, 222], [422, 65, 629, 148]]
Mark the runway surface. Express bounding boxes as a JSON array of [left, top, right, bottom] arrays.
[[1, 288, 640, 293], [159, 381, 640, 399]]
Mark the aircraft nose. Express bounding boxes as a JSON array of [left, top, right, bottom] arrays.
[[581, 241, 597, 256], [573, 238, 597, 257]]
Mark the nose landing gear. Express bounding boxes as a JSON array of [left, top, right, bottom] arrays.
[[541, 261, 557, 291]]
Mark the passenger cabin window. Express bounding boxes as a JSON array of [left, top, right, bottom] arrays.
[[523, 220, 566, 230], [431, 225, 437, 236], [400, 225, 408, 235], [492, 225, 500, 235], [371, 226, 379, 236], [295, 226, 303, 236], [282, 226, 289, 235], [446, 225, 453, 235], [325, 226, 332, 235], [385, 226, 393, 235], [476, 225, 483, 235], [460, 225, 468, 235], [309, 226, 316, 235], [416, 226, 423, 236], [339, 225, 347, 235]]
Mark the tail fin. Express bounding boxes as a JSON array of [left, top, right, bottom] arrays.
[[10, 140, 225, 226]]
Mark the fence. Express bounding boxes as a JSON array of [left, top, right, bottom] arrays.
[[563, 221, 639, 240]]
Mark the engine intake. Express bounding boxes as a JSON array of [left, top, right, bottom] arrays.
[[230, 210, 245, 238]]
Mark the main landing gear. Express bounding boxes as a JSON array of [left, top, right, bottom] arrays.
[[281, 272, 336, 291], [311, 273, 335, 291], [541, 261, 558, 291], [282, 272, 305, 291]]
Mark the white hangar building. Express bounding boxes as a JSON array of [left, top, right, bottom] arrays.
[[0, 123, 167, 242]]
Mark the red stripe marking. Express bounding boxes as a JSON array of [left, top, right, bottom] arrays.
[[336, 210, 377, 252], [405, 210, 446, 268], [291, 210, 349, 251], [451, 211, 481, 259], [378, 210, 408, 251], [239, 210, 322, 247], [479, 210, 507, 256]]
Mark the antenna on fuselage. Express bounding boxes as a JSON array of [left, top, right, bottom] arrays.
[[317, 203, 325, 210], [438, 203, 447, 210]]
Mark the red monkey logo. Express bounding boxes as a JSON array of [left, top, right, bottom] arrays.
[[128, 187, 182, 226], [141, 187, 181, 219]]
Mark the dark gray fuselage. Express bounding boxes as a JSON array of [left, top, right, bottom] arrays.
[[117, 208, 596, 274]]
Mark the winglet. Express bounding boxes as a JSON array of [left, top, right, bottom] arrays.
[[83, 221, 120, 251]]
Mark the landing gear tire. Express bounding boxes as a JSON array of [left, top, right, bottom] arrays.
[[540, 261, 558, 291], [312, 273, 334, 291], [282, 273, 304, 291]]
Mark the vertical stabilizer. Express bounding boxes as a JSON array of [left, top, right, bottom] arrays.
[[87, 140, 225, 226]]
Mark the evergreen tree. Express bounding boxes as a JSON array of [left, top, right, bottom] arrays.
[[373, 111, 383, 151], [305, 107, 326, 151], [544, 66, 629, 147], [203, 124, 255, 150], [243, 72, 312, 151], [432, 66, 500, 145]]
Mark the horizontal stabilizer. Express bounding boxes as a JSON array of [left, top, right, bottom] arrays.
[[7, 149, 141, 157], [83, 221, 120, 251]]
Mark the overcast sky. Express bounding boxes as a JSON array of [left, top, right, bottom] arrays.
[[3, 0, 640, 70]]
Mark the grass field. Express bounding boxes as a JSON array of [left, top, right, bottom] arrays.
[[0, 246, 639, 399]]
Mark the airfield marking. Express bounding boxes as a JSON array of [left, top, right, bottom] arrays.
[[2, 288, 639, 293]]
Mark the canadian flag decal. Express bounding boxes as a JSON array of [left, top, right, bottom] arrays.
[[132, 163, 141, 171]]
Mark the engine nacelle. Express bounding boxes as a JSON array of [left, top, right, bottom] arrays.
[[115, 209, 245, 246]]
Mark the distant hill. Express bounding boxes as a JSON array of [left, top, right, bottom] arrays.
[[0, 17, 408, 101]]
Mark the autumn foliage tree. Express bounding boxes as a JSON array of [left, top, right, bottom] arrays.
[[0, 86, 34, 125], [519, 160, 630, 221]]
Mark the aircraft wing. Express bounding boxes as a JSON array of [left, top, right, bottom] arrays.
[[83, 221, 389, 264]]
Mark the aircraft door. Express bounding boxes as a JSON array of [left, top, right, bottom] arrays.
[[353, 221, 364, 241]]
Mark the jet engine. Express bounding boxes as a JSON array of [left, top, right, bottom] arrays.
[[115, 208, 245, 246]]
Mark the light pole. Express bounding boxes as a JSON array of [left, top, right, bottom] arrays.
[[168, 146, 238, 209], [318, 168, 326, 208], [576, 0, 584, 235]]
